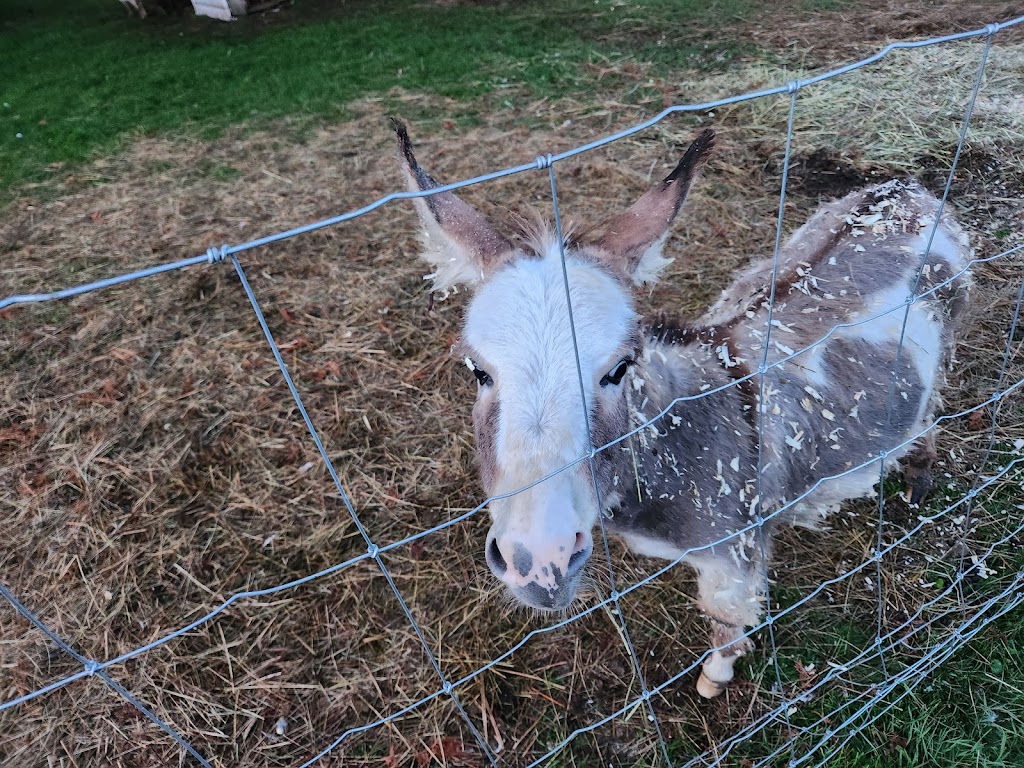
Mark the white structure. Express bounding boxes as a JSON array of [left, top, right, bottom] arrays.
[[192, 0, 240, 21], [118, 0, 250, 19]]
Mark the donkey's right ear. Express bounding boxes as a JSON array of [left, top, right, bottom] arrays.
[[392, 119, 512, 294], [591, 128, 714, 286]]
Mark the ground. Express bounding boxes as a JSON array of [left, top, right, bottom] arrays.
[[2, 2, 1024, 767]]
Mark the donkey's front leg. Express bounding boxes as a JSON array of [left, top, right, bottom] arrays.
[[694, 558, 762, 698], [697, 620, 755, 698]]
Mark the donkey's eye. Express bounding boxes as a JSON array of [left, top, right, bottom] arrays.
[[465, 357, 493, 387], [600, 358, 634, 387]]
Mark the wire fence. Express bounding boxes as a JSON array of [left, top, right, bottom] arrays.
[[3, 15, 1024, 767]]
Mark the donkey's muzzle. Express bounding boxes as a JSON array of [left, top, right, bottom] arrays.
[[486, 530, 592, 611]]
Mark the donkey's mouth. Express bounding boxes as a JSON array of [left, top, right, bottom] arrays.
[[507, 574, 583, 612]]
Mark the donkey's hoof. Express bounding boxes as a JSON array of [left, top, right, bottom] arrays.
[[905, 474, 933, 506], [903, 446, 936, 506], [696, 672, 729, 699]]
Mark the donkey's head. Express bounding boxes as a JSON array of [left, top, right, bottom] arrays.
[[395, 120, 713, 610]]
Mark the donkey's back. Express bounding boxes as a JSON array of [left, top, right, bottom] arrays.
[[714, 179, 972, 522]]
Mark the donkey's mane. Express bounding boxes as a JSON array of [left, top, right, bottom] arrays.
[[646, 315, 720, 347], [507, 209, 583, 258]]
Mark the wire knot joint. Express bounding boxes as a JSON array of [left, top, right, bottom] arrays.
[[535, 154, 553, 170], [786, 80, 801, 94], [206, 244, 230, 264], [84, 660, 99, 677]]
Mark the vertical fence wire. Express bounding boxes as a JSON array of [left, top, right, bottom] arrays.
[[753, 84, 800, 765], [955, 269, 1024, 608], [548, 161, 674, 767], [875, 26, 992, 611], [228, 255, 498, 768], [686, 447, 1024, 768], [1, 16, 1023, 768]]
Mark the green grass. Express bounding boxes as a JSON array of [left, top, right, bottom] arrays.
[[702, 597, 1024, 768], [710, 473, 1024, 768], [814, 608, 1024, 768], [0, 0, 760, 198]]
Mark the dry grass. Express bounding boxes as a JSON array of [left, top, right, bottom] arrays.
[[681, 40, 1024, 172], [2, 27, 1024, 768]]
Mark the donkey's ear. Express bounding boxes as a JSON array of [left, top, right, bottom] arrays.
[[392, 119, 512, 294], [593, 129, 714, 285]]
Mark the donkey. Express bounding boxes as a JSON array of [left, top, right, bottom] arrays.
[[393, 120, 971, 697]]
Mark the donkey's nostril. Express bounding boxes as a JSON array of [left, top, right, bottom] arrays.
[[567, 531, 592, 576], [567, 547, 589, 573], [486, 538, 507, 576]]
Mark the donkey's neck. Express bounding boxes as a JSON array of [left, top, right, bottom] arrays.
[[599, 320, 761, 552]]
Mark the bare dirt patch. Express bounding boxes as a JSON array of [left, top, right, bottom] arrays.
[[3, 36, 1024, 768], [745, 1, 1024, 64]]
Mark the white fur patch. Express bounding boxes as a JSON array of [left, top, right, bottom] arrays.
[[845, 271, 942, 423], [464, 241, 636, 529], [926, 224, 971, 273], [415, 200, 485, 296], [703, 652, 738, 683], [631, 233, 674, 286], [618, 531, 685, 561]]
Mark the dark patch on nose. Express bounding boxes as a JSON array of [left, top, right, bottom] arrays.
[[519, 582, 559, 610], [512, 543, 533, 578], [512, 573, 581, 612]]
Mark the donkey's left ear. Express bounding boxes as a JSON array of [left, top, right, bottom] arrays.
[[392, 118, 512, 294], [593, 128, 715, 285]]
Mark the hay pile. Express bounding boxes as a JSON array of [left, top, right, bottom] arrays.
[[2, 32, 1023, 768]]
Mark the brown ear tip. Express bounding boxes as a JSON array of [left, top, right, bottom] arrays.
[[390, 117, 419, 168], [390, 117, 410, 146], [662, 128, 716, 185]]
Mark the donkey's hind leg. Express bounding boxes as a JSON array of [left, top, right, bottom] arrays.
[[904, 430, 937, 505], [693, 557, 762, 698]]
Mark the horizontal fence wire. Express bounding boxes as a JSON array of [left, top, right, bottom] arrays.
[[2, 13, 1024, 768]]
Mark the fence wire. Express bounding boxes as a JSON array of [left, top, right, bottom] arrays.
[[3, 14, 1024, 768]]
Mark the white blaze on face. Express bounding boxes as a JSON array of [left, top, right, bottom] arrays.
[[464, 243, 635, 587]]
